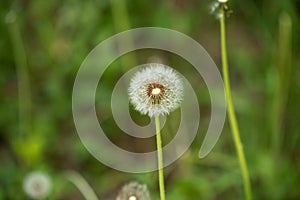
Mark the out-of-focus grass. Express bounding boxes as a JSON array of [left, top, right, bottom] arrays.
[[0, 0, 300, 199]]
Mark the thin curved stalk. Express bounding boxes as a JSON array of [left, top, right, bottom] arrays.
[[64, 170, 99, 200], [219, 7, 252, 200]]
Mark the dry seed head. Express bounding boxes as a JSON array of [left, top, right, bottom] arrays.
[[116, 182, 151, 200], [23, 171, 52, 199], [128, 64, 183, 117]]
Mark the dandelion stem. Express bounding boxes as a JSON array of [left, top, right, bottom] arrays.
[[155, 114, 166, 200], [219, 8, 252, 200]]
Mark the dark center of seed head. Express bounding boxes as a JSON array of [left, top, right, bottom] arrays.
[[146, 83, 165, 104]]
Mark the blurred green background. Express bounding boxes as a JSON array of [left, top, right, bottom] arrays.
[[1, 0, 300, 199]]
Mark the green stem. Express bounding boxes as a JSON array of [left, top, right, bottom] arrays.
[[155, 114, 166, 200], [7, 10, 31, 138], [271, 12, 292, 155], [219, 8, 252, 200], [110, 0, 137, 70]]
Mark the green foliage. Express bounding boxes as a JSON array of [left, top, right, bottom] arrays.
[[0, 0, 299, 199]]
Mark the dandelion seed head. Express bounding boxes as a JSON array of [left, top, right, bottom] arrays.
[[23, 171, 52, 200], [218, 0, 228, 3], [116, 182, 151, 200], [128, 64, 183, 117]]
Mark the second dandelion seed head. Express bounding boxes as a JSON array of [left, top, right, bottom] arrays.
[[128, 64, 183, 118], [23, 171, 52, 200], [116, 182, 151, 200]]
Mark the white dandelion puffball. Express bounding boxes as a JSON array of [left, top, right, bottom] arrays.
[[23, 171, 52, 199], [128, 64, 183, 117], [116, 182, 151, 200]]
